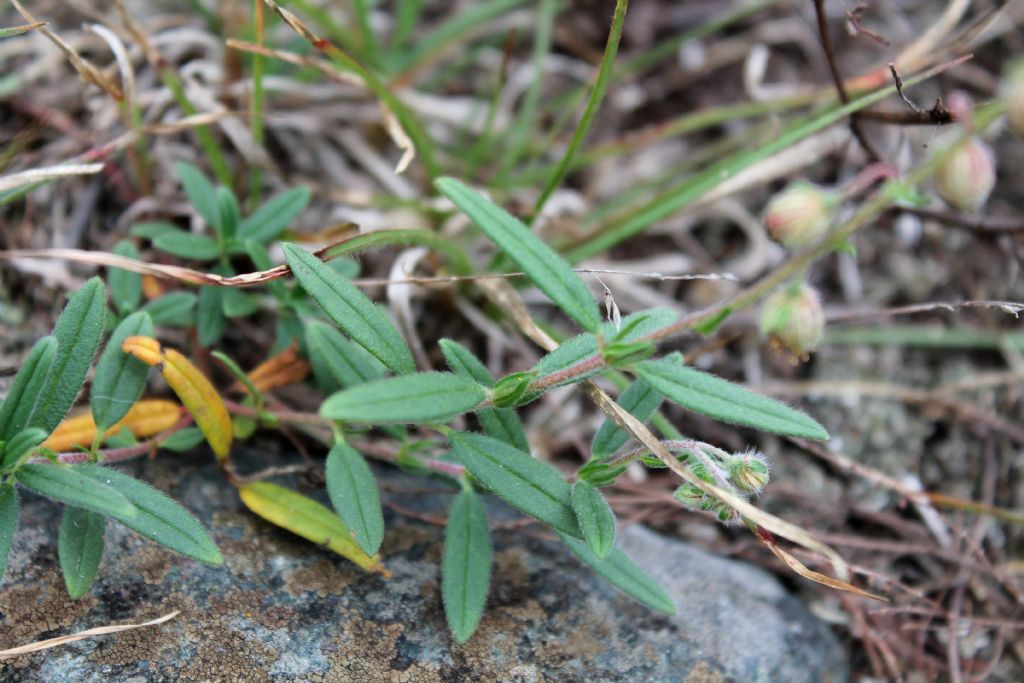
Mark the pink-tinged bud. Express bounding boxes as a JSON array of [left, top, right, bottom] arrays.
[[762, 182, 836, 248], [935, 137, 996, 213], [1001, 59, 1024, 136], [759, 282, 825, 360]]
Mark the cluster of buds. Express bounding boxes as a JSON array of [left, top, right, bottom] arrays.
[[669, 443, 770, 525], [935, 136, 997, 213], [762, 182, 838, 249], [759, 280, 825, 360], [1002, 58, 1024, 136]]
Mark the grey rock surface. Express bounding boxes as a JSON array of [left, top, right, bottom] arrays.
[[0, 449, 848, 682]]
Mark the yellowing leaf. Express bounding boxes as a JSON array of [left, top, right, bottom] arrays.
[[238, 481, 388, 575], [235, 342, 310, 394], [43, 399, 182, 452], [122, 336, 232, 460]]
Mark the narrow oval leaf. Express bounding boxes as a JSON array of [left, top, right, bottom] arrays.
[[122, 336, 232, 459], [158, 427, 206, 452], [44, 400, 182, 453], [141, 292, 196, 327], [306, 320, 385, 388], [325, 443, 384, 555], [633, 358, 829, 440], [177, 161, 219, 228], [1, 428, 48, 470], [532, 332, 601, 387], [321, 373, 486, 424], [449, 432, 580, 537], [559, 533, 676, 614], [109, 240, 142, 313], [15, 464, 135, 519], [196, 285, 227, 347], [58, 506, 106, 599], [439, 339, 530, 451], [239, 186, 311, 243], [240, 344, 310, 394], [0, 336, 56, 441], [0, 486, 18, 581], [153, 230, 221, 260], [435, 177, 601, 331], [91, 312, 155, 431], [571, 481, 616, 559], [283, 243, 415, 375], [442, 489, 492, 644], [216, 187, 239, 242], [221, 288, 260, 318], [74, 464, 221, 565], [238, 481, 386, 574], [27, 277, 107, 435], [591, 352, 681, 460]]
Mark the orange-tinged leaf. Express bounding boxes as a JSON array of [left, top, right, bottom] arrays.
[[122, 336, 232, 460], [141, 274, 164, 300], [238, 481, 388, 576], [757, 528, 887, 602], [234, 343, 310, 394], [43, 399, 182, 452]]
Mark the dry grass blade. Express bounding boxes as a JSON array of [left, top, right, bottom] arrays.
[[10, 0, 122, 100], [225, 39, 364, 87], [0, 611, 180, 658], [0, 163, 105, 193], [382, 104, 415, 174], [0, 21, 47, 38]]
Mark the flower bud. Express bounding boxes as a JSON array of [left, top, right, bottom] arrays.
[[673, 483, 705, 509], [935, 136, 996, 213], [759, 281, 825, 359], [1001, 58, 1024, 136], [727, 451, 770, 494], [763, 182, 836, 248]]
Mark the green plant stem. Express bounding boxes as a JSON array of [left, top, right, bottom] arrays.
[[530, 0, 627, 221], [161, 69, 232, 186], [249, 0, 266, 206]]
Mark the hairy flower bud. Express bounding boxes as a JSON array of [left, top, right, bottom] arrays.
[[673, 483, 705, 509], [727, 450, 770, 494], [1002, 59, 1024, 136], [759, 281, 825, 359], [935, 137, 996, 213], [763, 182, 836, 248]]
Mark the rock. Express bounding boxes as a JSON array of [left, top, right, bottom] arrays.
[[0, 449, 848, 682]]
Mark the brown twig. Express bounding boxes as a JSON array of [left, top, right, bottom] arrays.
[[813, 0, 882, 161], [897, 205, 1024, 234]]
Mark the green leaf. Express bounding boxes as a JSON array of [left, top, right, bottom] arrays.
[[91, 312, 155, 431], [591, 353, 680, 459], [1, 428, 48, 470], [239, 186, 311, 243], [0, 336, 56, 442], [607, 308, 679, 342], [109, 240, 142, 313], [221, 288, 260, 318], [559, 534, 675, 614], [571, 480, 616, 559], [283, 243, 415, 375], [0, 486, 17, 581], [158, 427, 206, 452], [75, 465, 222, 565], [633, 358, 829, 440], [153, 230, 221, 260], [141, 291, 197, 327], [306, 320, 385, 389], [434, 177, 601, 331], [58, 506, 105, 599], [216, 186, 240, 243], [321, 372, 486, 424], [490, 371, 537, 408], [27, 277, 107, 435], [442, 489, 492, 643], [130, 222, 184, 240], [449, 432, 580, 537], [325, 443, 384, 555], [531, 332, 601, 389], [15, 464, 136, 519], [177, 161, 219, 228], [197, 286, 227, 347], [440, 339, 529, 452]]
